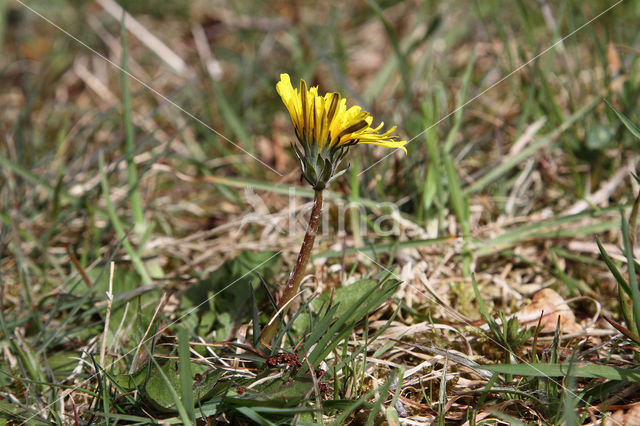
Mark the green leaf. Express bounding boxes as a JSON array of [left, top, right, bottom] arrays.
[[143, 360, 224, 413], [182, 251, 281, 340], [250, 375, 314, 405]]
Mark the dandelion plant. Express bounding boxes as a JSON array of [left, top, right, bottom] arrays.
[[259, 74, 406, 347]]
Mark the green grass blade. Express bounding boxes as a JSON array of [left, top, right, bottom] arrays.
[[478, 363, 640, 381], [471, 274, 491, 320], [443, 51, 476, 153], [465, 96, 600, 194], [304, 279, 400, 369], [477, 372, 499, 409], [334, 305, 399, 373], [210, 79, 252, 154], [9, 337, 45, 394], [315, 236, 453, 259], [300, 303, 341, 358], [486, 408, 527, 426], [537, 63, 565, 124], [349, 157, 363, 247], [0, 155, 81, 206], [250, 282, 260, 349], [329, 388, 376, 426], [444, 155, 465, 225], [389, 366, 404, 410], [425, 97, 445, 230], [0, 0, 6, 55], [596, 237, 632, 296], [149, 355, 193, 426], [366, 0, 411, 104], [234, 407, 276, 426], [366, 370, 392, 425], [562, 356, 579, 426], [621, 213, 640, 334], [444, 153, 470, 274], [99, 152, 152, 284], [605, 99, 640, 140], [120, 16, 145, 231], [474, 207, 621, 257], [177, 326, 195, 423]]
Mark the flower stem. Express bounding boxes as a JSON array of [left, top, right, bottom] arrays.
[[259, 190, 323, 348]]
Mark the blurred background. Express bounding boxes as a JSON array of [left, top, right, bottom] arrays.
[[3, 0, 638, 258], [3, 0, 639, 281]]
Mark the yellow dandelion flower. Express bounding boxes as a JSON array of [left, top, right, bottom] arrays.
[[276, 73, 406, 189], [276, 73, 407, 152]]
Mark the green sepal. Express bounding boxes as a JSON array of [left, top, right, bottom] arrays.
[[292, 138, 351, 191], [326, 166, 349, 185], [319, 157, 334, 185]]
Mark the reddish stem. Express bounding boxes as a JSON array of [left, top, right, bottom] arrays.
[[260, 190, 323, 347]]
